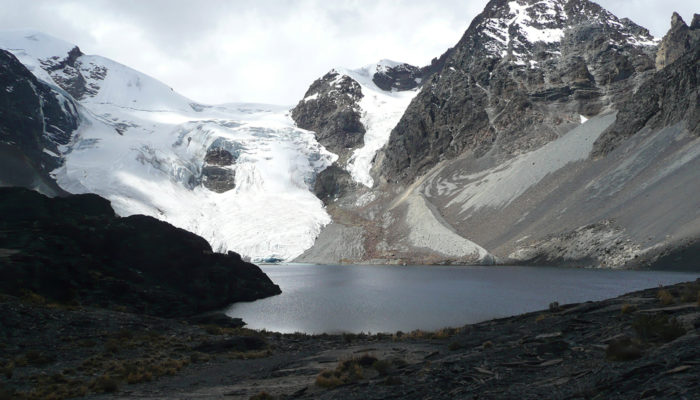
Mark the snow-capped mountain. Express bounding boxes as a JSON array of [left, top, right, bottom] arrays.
[[294, 0, 700, 269], [0, 30, 335, 262], [2, 0, 698, 270]]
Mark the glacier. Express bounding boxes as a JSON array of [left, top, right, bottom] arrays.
[[339, 60, 418, 188], [0, 30, 336, 262]]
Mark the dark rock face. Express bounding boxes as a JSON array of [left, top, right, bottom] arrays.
[[202, 148, 236, 192], [372, 63, 422, 91], [204, 148, 235, 166], [202, 165, 236, 193], [380, 0, 658, 183], [0, 49, 79, 194], [594, 37, 700, 155], [39, 45, 105, 100], [313, 165, 356, 204], [290, 71, 365, 157], [0, 187, 281, 318], [655, 13, 700, 71]]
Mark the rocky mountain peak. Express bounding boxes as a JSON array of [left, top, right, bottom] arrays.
[[290, 70, 366, 157], [692, 13, 700, 30], [371, 60, 422, 91], [656, 11, 700, 70], [459, 0, 656, 67], [380, 0, 660, 184]]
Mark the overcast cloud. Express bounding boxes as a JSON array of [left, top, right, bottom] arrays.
[[0, 0, 696, 105]]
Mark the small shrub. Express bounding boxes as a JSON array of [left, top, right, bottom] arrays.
[[678, 286, 699, 303], [606, 336, 643, 361], [92, 374, 119, 393], [189, 352, 210, 363], [633, 314, 686, 343], [249, 391, 275, 400], [127, 371, 153, 384], [315, 356, 369, 389], [657, 289, 674, 306], [342, 333, 356, 343], [116, 328, 134, 340], [203, 325, 223, 335], [0, 387, 15, 400], [448, 341, 462, 351], [383, 376, 402, 385], [535, 314, 546, 323], [20, 289, 46, 305], [482, 341, 493, 349], [620, 303, 637, 314], [372, 359, 392, 375], [356, 354, 377, 367], [105, 338, 120, 354], [0, 361, 13, 379], [316, 371, 344, 388], [25, 350, 55, 366]]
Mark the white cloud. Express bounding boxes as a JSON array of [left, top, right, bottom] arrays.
[[0, 0, 695, 104]]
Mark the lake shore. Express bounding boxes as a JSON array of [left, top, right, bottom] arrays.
[[1, 279, 698, 399]]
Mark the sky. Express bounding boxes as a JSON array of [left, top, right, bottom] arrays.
[[0, 0, 696, 105]]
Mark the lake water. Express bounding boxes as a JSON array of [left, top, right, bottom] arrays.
[[226, 264, 698, 334]]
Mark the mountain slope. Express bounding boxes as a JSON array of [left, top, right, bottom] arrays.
[[0, 30, 336, 262], [0, 48, 78, 195], [294, 2, 700, 269], [380, 0, 658, 184]]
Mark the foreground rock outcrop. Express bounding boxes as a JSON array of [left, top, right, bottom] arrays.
[[0, 187, 281, 318]]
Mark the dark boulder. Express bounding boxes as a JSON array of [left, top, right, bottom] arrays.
[[313, 165, 356, 204]]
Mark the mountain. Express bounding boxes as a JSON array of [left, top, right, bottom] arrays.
[[0, 30, 335, 262], [294, 0, 700, 268], [1, 1, 698, 269]]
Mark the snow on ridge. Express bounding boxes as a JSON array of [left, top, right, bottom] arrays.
[[478, 0, 658, 61]]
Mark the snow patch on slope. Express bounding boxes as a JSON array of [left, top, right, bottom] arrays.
[[336, 61, 418, 187]]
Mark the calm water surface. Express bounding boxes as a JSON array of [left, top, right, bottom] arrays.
[[226, 264, 698, 334]]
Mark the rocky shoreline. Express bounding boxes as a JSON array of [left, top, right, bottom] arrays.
[[1, 279, 698, 399]]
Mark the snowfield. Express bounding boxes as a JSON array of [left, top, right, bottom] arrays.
[[1, 30, 336, 262], [337, 60, 418, 187]]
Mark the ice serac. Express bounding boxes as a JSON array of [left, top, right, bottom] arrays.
[[0, 30, 336, 262]]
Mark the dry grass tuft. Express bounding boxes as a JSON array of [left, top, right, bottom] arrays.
[[657, 289, 674, 305], [620, 303, 637, 314]]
